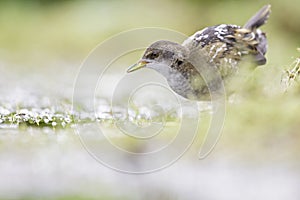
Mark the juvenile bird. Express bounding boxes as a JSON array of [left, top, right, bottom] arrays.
[[127, 5, 271, 101]]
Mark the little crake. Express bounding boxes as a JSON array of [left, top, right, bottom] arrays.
[[127, 5, 271, 101]]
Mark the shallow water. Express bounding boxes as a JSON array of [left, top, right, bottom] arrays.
[[0, 127, 299, 200]]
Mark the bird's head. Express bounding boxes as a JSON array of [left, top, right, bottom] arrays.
[[127, 40, 188, 76]]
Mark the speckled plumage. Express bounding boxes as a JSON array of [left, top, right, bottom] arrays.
[[183, 23, 268, 77], [127, 5, 271, 101]]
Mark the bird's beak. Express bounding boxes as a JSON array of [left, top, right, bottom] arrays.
[[127, 60, 149, 73]]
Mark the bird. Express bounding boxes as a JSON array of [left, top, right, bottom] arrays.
[[127, 5, 271, 101]]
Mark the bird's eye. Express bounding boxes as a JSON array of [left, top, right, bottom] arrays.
[[147, 52, 159, 59], [176, 59, 183, 66]]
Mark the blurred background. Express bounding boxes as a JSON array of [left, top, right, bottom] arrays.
[[0, 0, 300, 199]]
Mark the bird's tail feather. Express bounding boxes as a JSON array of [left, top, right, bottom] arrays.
[[243, 5, 271, 30]]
